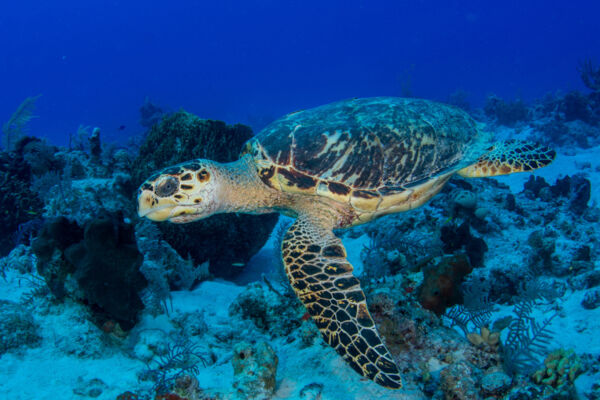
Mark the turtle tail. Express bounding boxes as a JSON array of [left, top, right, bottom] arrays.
[[457, 140, 556, 178]]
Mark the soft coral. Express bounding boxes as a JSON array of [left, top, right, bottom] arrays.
[[155, 394, 188, 400], [116, 392, 139, 400]]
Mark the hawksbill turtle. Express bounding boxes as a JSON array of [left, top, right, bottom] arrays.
[[137, 97, 555, 389]]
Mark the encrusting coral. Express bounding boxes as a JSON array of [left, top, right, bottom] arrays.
[[531, 348, 583, 389], [232, 341, 278, 400], [417, 254, 473, 315], [228, 282, 302, 336]]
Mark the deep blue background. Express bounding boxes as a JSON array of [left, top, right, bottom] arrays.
[[1, 0, 599, 146]]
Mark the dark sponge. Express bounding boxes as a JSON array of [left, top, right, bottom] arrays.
[[132, 111, 278, 279]]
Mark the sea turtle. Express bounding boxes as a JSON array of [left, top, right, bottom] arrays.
[[137, 97, 555, 389]]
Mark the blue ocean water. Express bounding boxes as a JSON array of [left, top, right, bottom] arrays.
[[1, 0, 599, 145], [2, 1, 600, 399]]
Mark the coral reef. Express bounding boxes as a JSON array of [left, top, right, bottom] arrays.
[[231, 341, 278, 400], [417, 254, 473, 315], [523, 174, 591, 217], [484, 95, 530, 126], [131, 111, 278, 279], [0, 244, 35, 276], [527, 230, 556, 274], [440, 361, 480, 399], [359, 212, 440, 281], [0, 299, 41, 354], [228, 282, 302, 336], [531, 348, 583, 389], [31, 216, 83, 298], [135, 220, 211, 315], [560, 91, 593, 123], [581, 288, 600, 309], [440, 221, 488, 268], [19, 137, 64, 176], [72, 377, 108, 398], [0, 141, 45, 255], [32, 213, 147, 329], [480, 370, 512, 398], [298, 383, 323, 400], [136, 220, 210, 292], [2, 83, 600, 399], [64, 212, 146, 329]]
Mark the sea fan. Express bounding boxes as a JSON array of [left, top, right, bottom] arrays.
[[144, 338, 207, 395], [502, 278, 558, 376], [2, 95, 41, 151], [444, 279, 494, 336]]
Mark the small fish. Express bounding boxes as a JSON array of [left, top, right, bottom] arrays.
[[118, 125, 126, 131], [26, 210, 38, 215], [231, 262, 245, 267]]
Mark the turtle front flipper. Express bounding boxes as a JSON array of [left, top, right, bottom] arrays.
[[458, 140, 556, 178], [282, 215, 402, 389]]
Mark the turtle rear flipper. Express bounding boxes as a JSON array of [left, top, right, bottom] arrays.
[[282, 214, 402, 389], [458, 140, 556, 178]]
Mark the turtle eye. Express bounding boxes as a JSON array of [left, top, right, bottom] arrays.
[[155, 176, 179, 198]]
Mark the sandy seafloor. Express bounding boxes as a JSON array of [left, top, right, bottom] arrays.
[[1, 143, 599, 400]]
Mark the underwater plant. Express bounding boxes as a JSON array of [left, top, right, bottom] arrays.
[[502, 278, 559, 376], [444, 279, 494, 337], [143, 338, 207, 395], [579, 58, 600, 92], [2, 95, 41, 151]]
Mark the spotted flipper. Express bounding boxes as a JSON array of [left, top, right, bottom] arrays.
[[458, 140, 556, 178], [282, 214, 402, 389]]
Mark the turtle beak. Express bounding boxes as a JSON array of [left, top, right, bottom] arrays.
[[137, 190, 177, 221]]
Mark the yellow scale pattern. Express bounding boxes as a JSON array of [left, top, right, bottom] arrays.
[[458, 140, 556, 178], [282, 215, 403, 389]]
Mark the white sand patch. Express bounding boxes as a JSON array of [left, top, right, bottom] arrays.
[[0, 350, 142, 400], [172, 279, 244, 322]]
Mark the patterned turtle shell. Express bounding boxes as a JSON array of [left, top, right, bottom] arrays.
[[242, 97, 488, 212]]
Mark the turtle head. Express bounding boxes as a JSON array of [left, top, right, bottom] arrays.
[[137, 160, 219, 223]]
